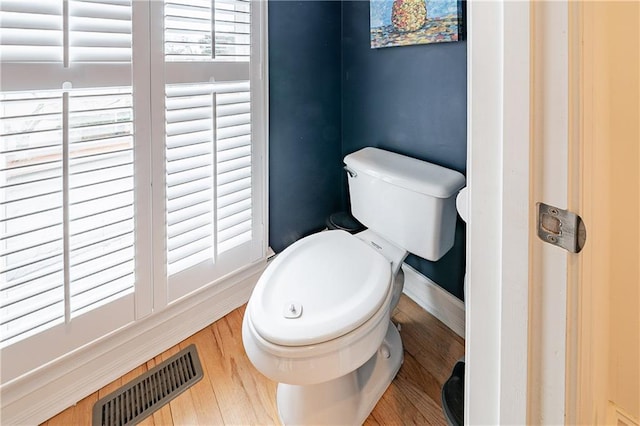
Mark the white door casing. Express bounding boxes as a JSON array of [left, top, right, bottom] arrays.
[[466, 0, 531, 423], [466, 0, 571, 423]]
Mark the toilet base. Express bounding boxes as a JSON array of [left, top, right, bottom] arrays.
[[276, 321, 403, 425]]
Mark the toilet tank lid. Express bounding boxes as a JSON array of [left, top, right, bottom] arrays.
[[344, 147, 466, 198]]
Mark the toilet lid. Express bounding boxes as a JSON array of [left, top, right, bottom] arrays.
[[249, 230, 391, 346]]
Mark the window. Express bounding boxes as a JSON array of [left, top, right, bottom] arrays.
[[0, 0, 266, 382]]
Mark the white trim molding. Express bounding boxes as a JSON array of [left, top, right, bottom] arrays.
[[466, 0, 531, 424], [401, 263, 465, 338], [0, 261, 266, 426]]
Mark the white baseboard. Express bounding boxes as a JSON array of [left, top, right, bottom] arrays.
[[1, 261, 266, 426], [401, 263, 466, 338]]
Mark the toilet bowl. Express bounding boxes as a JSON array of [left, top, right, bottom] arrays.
[[243, 230, 405, 424], [242, 147, 466, 425]]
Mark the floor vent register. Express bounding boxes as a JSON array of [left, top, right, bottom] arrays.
[[92, 344, 204, 426]]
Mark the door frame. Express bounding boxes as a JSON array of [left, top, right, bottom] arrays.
[[466, 1, 572, 423], [465, 1, 531, 423]]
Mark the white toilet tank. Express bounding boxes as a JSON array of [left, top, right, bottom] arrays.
[[344, 147, 465, 261]]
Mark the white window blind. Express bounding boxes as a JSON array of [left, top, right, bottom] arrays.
[[165, 83, 216, 276], [215, 82, 252, 253], [67, 88, 135, 316], [0, 87, 135, 346], [164, 0, 250, 62], [0, 0, 135, 349], [164, 81, 252, 277], [0, 0, 265, 384], [1, 91, 65, 345], [0, 1, 64, 62], [0, 0, 132, 63], [158, 0, 262, 303], [68, 0, 132, 63]]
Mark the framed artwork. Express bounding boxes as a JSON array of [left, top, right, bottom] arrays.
[[370, 0, 465, 49]]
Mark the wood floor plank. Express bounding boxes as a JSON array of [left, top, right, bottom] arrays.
[[363, 412, 383, 425], [226, 309, 279, 423], [394, 351, 448, 425], [394, 297, 465, 384], [44, 400, 77, 426], [70, 391, 98, 425], [98, 375, 122, 399], [205, 310, 279, 425], [136, 411, 157, 426], [179, 331, 226, 425], [398, 350, 444, 411], [370, 378, 431, 425], [42, 294, 463, 425], [396, 295, 464, 350]]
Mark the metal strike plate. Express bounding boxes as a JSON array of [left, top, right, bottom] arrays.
[[537, 202, 586, 253]]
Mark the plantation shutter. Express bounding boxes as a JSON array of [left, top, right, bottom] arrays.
[[215, 83, 253, 253], [67, 87, 135, 316], [0, 0, 139, 363], [0, 1, 64, 63], [156, 0, 264, 302], [165, 81, 252, 276], [164, 83, 216, 276], [0, 0, 265, 385], [164, 0, 250, 62], [0, 91, 66, 345]]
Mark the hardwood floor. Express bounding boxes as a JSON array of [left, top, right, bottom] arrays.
[[42, 294, 465, 425]]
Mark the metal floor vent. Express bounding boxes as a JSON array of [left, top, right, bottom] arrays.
[[92, 344, 203, 426]]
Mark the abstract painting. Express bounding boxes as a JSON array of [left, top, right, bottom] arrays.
[[370, 0, 464, 49]]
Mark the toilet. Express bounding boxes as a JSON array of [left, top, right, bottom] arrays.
[[242, 147, 466, 425]]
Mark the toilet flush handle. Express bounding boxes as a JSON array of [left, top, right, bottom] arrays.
[[344, 166, 357, 178]]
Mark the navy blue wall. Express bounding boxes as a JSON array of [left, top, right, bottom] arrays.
[[341, 1, 467, 299], [268, 1, 343, 252], [269, 1, 467, 300]]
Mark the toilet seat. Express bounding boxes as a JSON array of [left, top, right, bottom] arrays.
[[248, 230, 391, 347], [243, 279, 395, 385]]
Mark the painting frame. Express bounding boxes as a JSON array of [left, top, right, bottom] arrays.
[[370, 0, 465, 49]]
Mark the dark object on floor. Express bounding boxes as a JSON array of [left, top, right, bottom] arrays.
[[92, 344, 203, 426], [441, 360, 465, 426], [326, 211, 365, 234]]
